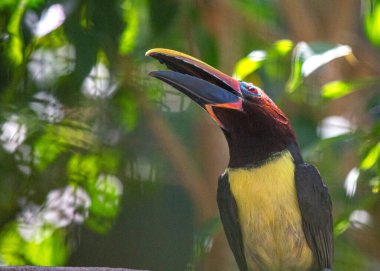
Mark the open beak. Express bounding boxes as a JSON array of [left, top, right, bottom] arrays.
[[146, 48, 243, 127]]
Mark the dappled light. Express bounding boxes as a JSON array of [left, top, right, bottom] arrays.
[[349, 210, 372, 229], [30, 92, 64, 122], [81, 63, 118, 99], [344, 167, 360, 198], [25, 4, 66, 38], [93, 174, 123, 207], [125, 159, 157, 182], [317, 115, 355, 139], [28, 45, 75, 87], [0, 115, 27, 153], [18, 186, 90, 243], [298, 43, 352, 77], [15, 145, 32, 175], [0, 0, 379, 270]]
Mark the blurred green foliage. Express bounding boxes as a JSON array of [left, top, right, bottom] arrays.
[[0, 0, 379, 270]]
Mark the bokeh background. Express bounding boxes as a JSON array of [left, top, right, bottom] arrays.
[[0, 0, 379, 270]]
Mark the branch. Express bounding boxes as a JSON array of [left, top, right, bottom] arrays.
[[0, 267, 147, 271]]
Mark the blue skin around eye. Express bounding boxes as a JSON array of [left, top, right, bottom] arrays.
[[239, 81, 261, 97]]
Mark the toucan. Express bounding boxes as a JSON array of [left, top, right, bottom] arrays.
[[146, 48, 333, 271]]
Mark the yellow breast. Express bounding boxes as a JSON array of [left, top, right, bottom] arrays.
[[228, 151, 314, 271]]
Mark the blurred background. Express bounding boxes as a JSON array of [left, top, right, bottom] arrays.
[[0, 0, 379, 270]]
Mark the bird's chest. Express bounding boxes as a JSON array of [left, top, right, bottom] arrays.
[[228, 153, 314, 271]]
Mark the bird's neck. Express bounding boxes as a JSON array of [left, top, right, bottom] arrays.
[[225, 130, 302, 169]]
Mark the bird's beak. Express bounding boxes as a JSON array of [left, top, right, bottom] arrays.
[[146, 48, 243, 127]]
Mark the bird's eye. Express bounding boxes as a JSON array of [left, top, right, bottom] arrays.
[[247, 86, 260, 96], [239, 81, 261, 97]]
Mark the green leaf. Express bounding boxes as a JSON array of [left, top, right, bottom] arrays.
[[67, 152, 121, 234], [6, 0, 28, 65], [34, 135, 66, 171], [86, 174, 123, 234], [273, 39, 294, 56], [0, 223, 26, 265], [24, 229, 68, 265], [34, 122, 97, 171], [286, 42, 353, 93], [119, 0, 139, 55], [67, 151, 119, 184], [67, 154, 99, 183], [0, 0, 17, 9], [360, 142, 380, 170], [365, 1, 380, 47], [286, 50, 303, 93], [233, 54, 265, 80], [233, 40, 293, 81], [334, 218, 350, 236], [0, 223, 68, 266], [321, 79, 376, 100]]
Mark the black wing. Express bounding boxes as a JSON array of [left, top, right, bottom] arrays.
[[217, 172, 248, 271], [295, 163, 334, 270]]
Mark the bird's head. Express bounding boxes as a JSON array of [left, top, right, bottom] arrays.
[[146, 48, 298, 168]]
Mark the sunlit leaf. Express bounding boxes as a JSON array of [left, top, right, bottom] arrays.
[[0, 223, 26, 265], [0, 223, 68, 265], [24, 229, 68, 265], [54, 122, 97, 149], [286, 42, 353, 93], [334, 218, 350, 236], [360, 142, 380, 170], [67, 151, 119, 184], [233, 55, 264, 80], [34, 132, 67, 171], [34, 122, 96, 170], [365, 1, 380, 47], [86, 174, 123, 234], [67, 154, 99, 183], [286, 48, 303, 93], [233, 40, 293, 81], [119, 0, 139, 55], [67, 152, 121, 234], [273, 39, 294, 56], [6, 0, 28, 65], [321, 79, 376, 100]]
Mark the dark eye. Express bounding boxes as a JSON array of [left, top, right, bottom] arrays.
[[239, 81, 261, 97]]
